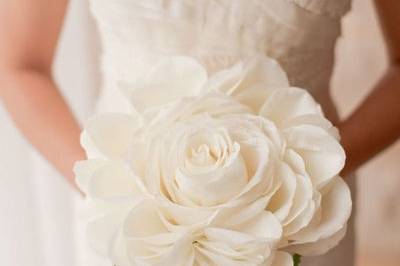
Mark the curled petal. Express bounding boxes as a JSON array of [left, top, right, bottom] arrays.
[[197, 226, 278, 265], [283, 198, 316, 237], [81, 162, 145, 256], [281, 114, 340, 140], [233, 84, 280, 114], [205, 56, 289, 112], [231, 55, 289, 93], [203, 62, 244, 94], [238, 211, 283, 240], [80, 131, 103, 159], [122, 199, 196, 265], [281, 173, 313, 227], [74, 159, 106, 193], [86, 210, 125, 255], [175, 152, 248, 206], [283, 149, 307, 176], [268, 162, 315, 236], [234, 136, 280, 202], [206, 56, 289, 94], [109, 229, 131, 266], [260, 87, 323, 126], [122, 56, 208, 112], [285, 225, 347, 256], [212, 196, 272, 230], [123, 200, 171, 239], [268, 162, 298, 222], [87, 161, 143, 199], [83, 113, 140, 159], [283, 125, 345, 187], [158, 198, 217, 226], [288, 177, 352, 252]]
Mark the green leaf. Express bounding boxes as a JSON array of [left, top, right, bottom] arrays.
[[293, 253, 302, 266]]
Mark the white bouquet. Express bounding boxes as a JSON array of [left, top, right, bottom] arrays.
[[75, 55, 351, 266]]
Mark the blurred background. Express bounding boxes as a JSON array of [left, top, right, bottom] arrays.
[[332, 0, 400, 265], [0, 0, 399, 265]]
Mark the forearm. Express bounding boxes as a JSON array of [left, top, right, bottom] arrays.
[[339, 65, 400, 175], [0, 67, 85, 192]]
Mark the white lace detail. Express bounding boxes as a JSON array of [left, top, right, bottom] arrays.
[[88, 0, 350, 115]]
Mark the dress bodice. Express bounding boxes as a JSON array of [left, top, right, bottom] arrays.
[[88, 0, 351, 115]]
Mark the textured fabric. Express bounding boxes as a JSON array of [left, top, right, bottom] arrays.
[[87, 0, 354, 265], [90, 0, 350, 118]]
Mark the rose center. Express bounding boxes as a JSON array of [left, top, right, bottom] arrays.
[[173, 128, 248, 206], [189, 144, 217, 167]]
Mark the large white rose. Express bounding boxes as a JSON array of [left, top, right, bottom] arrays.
[[75, 56, 352, 266]]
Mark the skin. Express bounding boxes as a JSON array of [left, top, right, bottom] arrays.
[[0, 0, 84, 192], [0, 0, 399, 193], [339, 0, 400, 175]]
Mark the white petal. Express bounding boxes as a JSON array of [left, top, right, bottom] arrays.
[[109, 229, 131, 266], [239, 211, 283, 240], [289, 177, 352, 247], [122, 200, 197, 265], [175, 151, 248, 206], [235, 136, 279, 202], [236, 56, 289, 92], [86, 209, 127, 256], [268, 162, 297, 222], [82, 167, 143, 257], [130, 234, 194, 266], [159, 198, 216, 225], [212, 196, 271, 229], [154, 234, 195, 266], [180, 91, 251, 119], [205, 56, 289, 112], [83, 113, 140, 159], [80, 131, 103, 159], [203, 228, 255, 246], [260, 87, 323, 127], [123, 200, 170, 239], [283, 125, 345, 187], [283, 149, 307, 176], [123, 56, 207, 112], [87, 161, 142, 199], [285, 225, 347, 256], [195, 246, 248, 266], [282, 114, 340, 140], [198, 213, 281, 265], [207, 56, 289, 94], [281, 173, 313, 227], [233, 84, 280, 113], [283, 199, 316, 237], [74, 159, 106, 194], [198, 227, 275, 265], [204, 61, 244, 94], [269, 162, 315, 237]]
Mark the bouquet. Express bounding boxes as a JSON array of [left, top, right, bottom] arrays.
[[75, 55, 351, 266]]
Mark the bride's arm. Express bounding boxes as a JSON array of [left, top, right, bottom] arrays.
[[0, 0, 85, 192], [338, 0, 400, 175]]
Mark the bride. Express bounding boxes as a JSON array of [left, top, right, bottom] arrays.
[[0, 0, 399, 265]]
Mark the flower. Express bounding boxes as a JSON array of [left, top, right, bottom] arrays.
[[75, 56, 351, 266]]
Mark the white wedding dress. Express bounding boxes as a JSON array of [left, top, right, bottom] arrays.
[[89, 0, 355, 265], [0, 0, 354, 266]]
